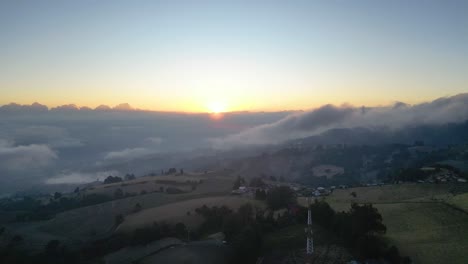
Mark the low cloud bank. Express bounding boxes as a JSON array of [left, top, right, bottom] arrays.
[[0, 102, 138, 113], [211, 93, 468, 148], [103, 147, 157, 162], [0, 141, 57, 172], [46, 171, 120, 184], [14, 125, 83, 148]]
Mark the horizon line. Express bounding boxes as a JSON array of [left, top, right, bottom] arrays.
[[0, 92, 466, 114]]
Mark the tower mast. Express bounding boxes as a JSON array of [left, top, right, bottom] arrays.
[[305, 197, 314, 263]]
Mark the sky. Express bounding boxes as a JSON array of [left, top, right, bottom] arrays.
[[1, 0, 467, 112]]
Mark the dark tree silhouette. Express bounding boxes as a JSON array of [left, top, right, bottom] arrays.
[[266, 186, 296, 210]]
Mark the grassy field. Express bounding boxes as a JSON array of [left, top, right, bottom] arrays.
[[3, 171, 235, 252], [325, 183, 467, 204], [37, 192, 216, 241], [118, 196, 264, 232], [104, 237, 183, 264], [447, 192, 468, 212], [86, 172, 233, 197], [376, 202, 468, 264], [139, 240, 229, 264], [303, 183, 468, 264]]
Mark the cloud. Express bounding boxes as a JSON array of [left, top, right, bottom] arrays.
[[103, 147, 156, 162], [95, 104, 111, 111], [0, 109, 289, 193], [0, 143, 57, 172], [14, 126, 83, 148], [145, 137, 164, 145], [51, 104, 79, 111], [211, 93, 468, 148], [0, 102, 48, 113], [0, 139, 12, 148], [113, 103, 134, 111], [45, 171, 120, 184]]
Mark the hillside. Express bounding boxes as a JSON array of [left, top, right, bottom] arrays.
[[305, 184, 468, 264]]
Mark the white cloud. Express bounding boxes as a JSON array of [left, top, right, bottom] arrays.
[[0, 139, 13, 148], [103, 147, 156, 162], [211, 93, 468, 148], [45, 171, 120, 184], [15, 126, 83, 148], [145, 137, 163, 145], [0, 143, 57, 171]]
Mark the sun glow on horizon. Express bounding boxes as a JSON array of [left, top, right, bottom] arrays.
[[207, 101, 228, 114]]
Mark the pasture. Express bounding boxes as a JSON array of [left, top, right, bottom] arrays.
[[3, 170, 236, 251], [117, 196, 265, 232], [139, 240, 229, 264], [446, 192, 468, 212], [85, 172, 233, 197], [309, 183, 468, 264]]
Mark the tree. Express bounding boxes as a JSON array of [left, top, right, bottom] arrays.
[[266, 186, 296, 210], [232, 176, 245, 190], [230, 226, 262, 263], [238, 203, 254, 223], [309, 200, 335, 229], [255, 189, 267, 200], [114, 188, 124, 199], [115, 214, 124, 226], [104, 175, 123, 184], [249, 177, 265, 187], [395, 168, 426, 182], [166, 168, 177, 174], [9, 235, 23, 247], [349, 203, 386, 238], [44, 240, 61, 256], [133, 203, 142, 213], [125, 174, 136, 181], [54, 192, 62, 200], [174, 222, 187, 238]]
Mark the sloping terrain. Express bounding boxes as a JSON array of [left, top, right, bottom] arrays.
[[314, 183, 468, 264], [117, 196, 264, 232]]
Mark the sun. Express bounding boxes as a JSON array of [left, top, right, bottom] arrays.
[[207, 101, 227, 114]]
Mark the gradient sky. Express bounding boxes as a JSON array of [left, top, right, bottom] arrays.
[[1, 0, 467, 112]]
